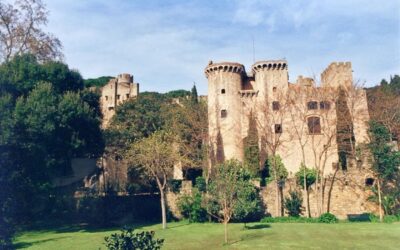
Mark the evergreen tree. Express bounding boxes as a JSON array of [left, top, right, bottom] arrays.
[[191, 84, 198, 104], [243, 112, 260, 177]]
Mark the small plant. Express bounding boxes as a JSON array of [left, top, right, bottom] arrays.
[[104, 227, 164, 250], [194, 176, 206, 192], [284, 191, 303, 217], [318, 213, 338, 223]]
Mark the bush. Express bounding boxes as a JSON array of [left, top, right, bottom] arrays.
[[177, 192, 207, 223], [194, 176, 206, 192], [284, 191, 303, 217], [368, 213, 400, 223], [260, 216, 318, 223], [318, 213, 338, 223], [104, 227, 164, 250], [168, 180, 182, 193]]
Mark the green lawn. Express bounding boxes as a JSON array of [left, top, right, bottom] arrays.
[[14, 221, 400, 250]]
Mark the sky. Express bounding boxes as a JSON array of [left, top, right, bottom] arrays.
[[44, 0, 400, 94]]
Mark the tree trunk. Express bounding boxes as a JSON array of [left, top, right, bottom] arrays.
[[303, 164, 310, 217], [160, 189, 167, 229], [224, 220, 228, 244], [377, 178, 383, 222]]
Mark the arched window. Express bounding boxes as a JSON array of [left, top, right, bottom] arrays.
[[307, 116, 321, 134]]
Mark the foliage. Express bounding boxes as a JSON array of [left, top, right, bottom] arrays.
[[205, 160, 262, 243], [295, 165, 317, 189], [168, 180, 182, 193], [284, 191, 303, 217], [190, 84, 198, 104], [164, 89, 191, 99], [0, 0, 63, 62], [84, 76, 113, 88], [243, 113, 260, 177], [318, 213, 338, 223], [266, 155, 288, 184], [104, 227, 164, 250], [260, 216, 319, 223], [194, 176, 206, 192], [177, 191, 207, 223]]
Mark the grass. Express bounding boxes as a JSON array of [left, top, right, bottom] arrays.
[[14, 221, 400, 249]]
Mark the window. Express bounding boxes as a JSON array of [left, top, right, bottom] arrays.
[[126, 94, 130, 99], [272, 101, 280, 111], [105, 96, 108, 101], [307, 101, 318, 110], [320, 101, 330, 110], [221, 109, 227, 118], [365, 178, 374, 186], [108, 107, 114, 111], [117, 95, 120, 100], [221, 89, 226, 94], [275, 124, 282, 133], [273, 87, 277, 92], [307, 116, 321, 134]]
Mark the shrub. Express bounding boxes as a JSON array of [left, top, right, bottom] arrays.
[[194, 176, 206, 192], [104, 227, 164, 250], [318, 213, 338, 223], [284, 191, 303, 217], [177, 191, 207, 223], [260, 216, 318, 223], [168, 180, 182, 193]]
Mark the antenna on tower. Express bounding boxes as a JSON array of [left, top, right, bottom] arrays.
[[252, 35, 255, 63]]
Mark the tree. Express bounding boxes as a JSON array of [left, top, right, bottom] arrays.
[[0, 0, 63, 62], [295, 164, 316, 217], [243, 112, 260, 177], [125, 130, 182, 229], [191, 84, 198, 104], [205, 160, 259, 243], [368, 121, 400, 222], [266, 155, 288, 216], [284, 191, 303, 217]]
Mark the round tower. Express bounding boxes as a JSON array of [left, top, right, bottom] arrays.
[[205, 62, 245, 164], [117, 73, 133, 84], [252, 60, 288, 100]]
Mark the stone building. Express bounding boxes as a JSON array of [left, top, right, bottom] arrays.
[[205, 60, 377, 218], [100, 73, 139, 127]]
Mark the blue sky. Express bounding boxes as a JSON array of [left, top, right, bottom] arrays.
[[45, 0, 400, 94]]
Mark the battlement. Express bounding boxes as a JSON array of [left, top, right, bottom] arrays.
[[252, 60, 288, 72], [205, 62, 245, 77], [117, 73, 134, 84], [321, 62, 352, 88], [296, 75, 314, 87]]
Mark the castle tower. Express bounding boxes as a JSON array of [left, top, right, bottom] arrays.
[[252, 60, 289, 100], [321, 62, 352, 89], [205, 62, 245, 163]]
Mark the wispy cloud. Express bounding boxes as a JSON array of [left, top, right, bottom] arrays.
[[44, 0, 400, 94]]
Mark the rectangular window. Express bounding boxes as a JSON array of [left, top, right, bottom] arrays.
[[320, 101, 330, 110], [307, 101, 318, 110], [126, 94, 130, 99], [221, 109, 227, 118], [117, 95, 120, 100], [221, 89, 226, 94], [105, 96, 108, 101], [272, 101, 280, 111], [275, 124, 282, 133], [307, 116, 321, 134]]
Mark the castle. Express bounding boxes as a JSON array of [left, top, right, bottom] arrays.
[[100, 73, 139, 127], [205, 60, 370, 175]]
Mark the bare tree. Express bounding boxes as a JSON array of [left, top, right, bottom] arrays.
[[0, 0, 63, 62], [125, 130, 183, 229]]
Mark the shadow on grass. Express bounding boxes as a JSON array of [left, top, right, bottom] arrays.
[[245, 224, 271, 230], [14, 236, 71, 249]]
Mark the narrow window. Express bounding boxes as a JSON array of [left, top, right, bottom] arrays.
[[272, 101, 280, 111], [221, 89, 226, 94], [339, 151, 347, 170], [365, 178, 374, 186], [275, 124, 282, 133], [221, 109, 227, 118], [273, 87, 277, 92], [320, 101, 330, 110], [105, 96, 108, 101], [117, 95, 120, 100], [307, 101, 318, 110], [126, 94, 130, 99], [307, 116, 321, 134], [108, 107, 114, 111]]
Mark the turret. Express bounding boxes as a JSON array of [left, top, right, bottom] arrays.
[[321, 62, 352, 89], [252, 60, 289, 99], [205, 62, 245, 163]]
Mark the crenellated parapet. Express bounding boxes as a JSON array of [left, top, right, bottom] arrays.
[[117, 73, 134, 84], [251, 60, 288, 72], [321, 62, 352, 88], [205, 62, 245, 78]]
